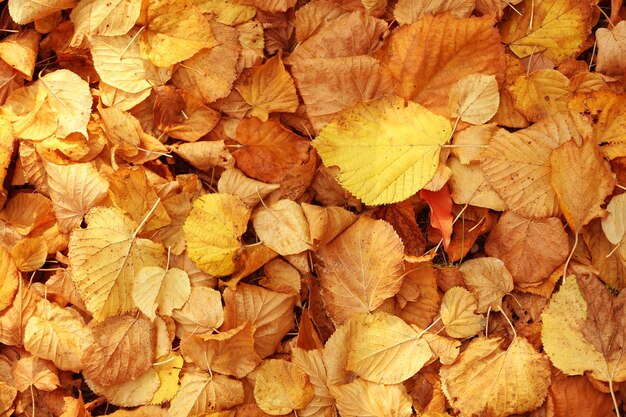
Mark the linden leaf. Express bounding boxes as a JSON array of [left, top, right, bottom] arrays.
[[347, 312, 432, 384], [217, 168, 280, 207], [132, 266, 191, 320], [485, 211, 569, 286], [168, 371, 244, 416], [377, 14, 505, 118], [458, 257, 513, 313], [150, 353, 183, 405], [12, 356, 60, 392], [8, 0, 77, 24], [86, 367, 161, 407], [316, 216, 405, 323], [509, 69, 570, 123], [254, 359, 314, 415], [550, 139, 615, 233], [329, 378, 413, 417], [500, 0, 595, 64], [448, 158, 506, 211], [82, 314, 155, 387], [171, 286, 224, 336], [252, 199, 313, 256], [138, 0, 219, 67], [312, 95, 451, 205], [440, 337, 551, 417], [602, 193, 626, 246], [439, 287, 485, 338], [68, 206, 165, 321], [394, 0, 475, 25], [70, 0, 141, 46], [0, 245, 19, 312], [596, 20, 626, 76], [183, 193, 251, 277], [291, 348, 336, 417], [448, 73, 500, 125], [0, 30, 40, 81], [235, 54, 299, 121]]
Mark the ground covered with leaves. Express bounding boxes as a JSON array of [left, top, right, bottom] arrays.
[[0, 0, 625, 416]]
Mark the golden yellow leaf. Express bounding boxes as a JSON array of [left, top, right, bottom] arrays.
[[500, 0, 595, 64], [480, 112, 591, 218], [70, 0, 140, 46], [1, 69, 91, 140], [261, 259, 301, 296], [150, 353, 183, 404], [440, 337, 551, 417], [12, 356, 59, 392], [235, 0, 294, 13], [313, 96, 451, 205], [132, 266, 191, 320], [448, 158, 506, 211], [252, 199, 313, 255], [439, 287, 485, 338], [181, 322, 262, 378], [82, 314, 154, 387], [329, 378, 413, 417], [254, 359, 314, 415], [86, 367, 160, 407], [8, 0, 76, 24], [322, 320, 351, 386], [293, 1, 348, 43], [0, 30, 40, 81], [291, 348, 336, 417], [316, 217, 405, 323], [377, 14, 505, 118], [193, 0, 256, 25], [90, 30, 172, 94], [171, 286, 224, 336], [222, 283, 295, 358], [44, 161, 109, 233], [11, 237, 47, 272], [0, 116, 14, 209], [235, 54, 299, 121], [509, 69, 570, 122], [0, 383, 16, 417], [68, 206, 165, 320], [416, 327, 460, 365], [0, 279, 40, 345], [448, 73, 500, 124], [183, 193, 251, 276], [394, 0, 475, 24], [23, 299, 92, 372], [138, 0, 218, 67], [0, 245, 19, 312], [162, 91, 220, 142], [217, 168, 279, 207], [550, 139, 615, 233], [168, 371, 244, 416], [347, 312, 432, 384], [458, 257, 514, 313]]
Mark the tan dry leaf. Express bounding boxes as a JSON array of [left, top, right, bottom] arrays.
[[439, 287, 485, 338], [347, 312, 432, 384], [290, 56, 394, 133], [485, 211, 569, 286], [8, 0, 77, 24], [217, 168, 280, 207], [0, 245, 19, 312], [447, 158, 506, 211], [171, 286, 224, 337], [252, 199, 313, 255], [172, 22, 241, 104], [294, 0, 347, 42], [596, 20, 626, 76], [301, 203, 357, 249], [440, 337, 551, 417], [235, 54, 299, 121], [377, 14, 505, 118], [183, 193, 251, 277], [316, 217, 405, 324], [44, 161, 109, 233], [0, 279, 40, 345], [86, 367, 160, 407], [68, 206, 165, 321], [394, 0, 475, 24], [329, 378, 413, 417], [236, 20, 265, 69], [254, 359, 314, 415], [550, 139, 615, 233], [168, 371, 244, 416], [0, 30, 40, 81], [0, 193, 54, 236], [397, 263, 440, 328], [172, 141, 234, 172], [193, 0, 256, 25], [181, 322, 262, 378], [132, 266, 191, 320], [458, 257, 513, 312], [509, 69, 570, 122], [90, 30, 172, 94], [291, 348, 336, 417], [70, 0, 141, 46], [584, 219, 626, 290], [417, 328, 460, 365], [222, 283, 295, 358], [138, 0, 218, 67], [236, 0, 294, 12], [261, 259, 301, 296], [601, 193, 626, 246], [82, 314, 155, 387], [12, 356, 59, 392], [448, 73, 500, 124], [23, 300, 92, 372], [0, 116, 14, 209], [480, 111, 591, 218], [163, 91, 220, 142]]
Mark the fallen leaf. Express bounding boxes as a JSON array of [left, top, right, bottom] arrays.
[[439, 286, 485, 338], [459, 257, 514, 312], [254, 359, 314, 415]]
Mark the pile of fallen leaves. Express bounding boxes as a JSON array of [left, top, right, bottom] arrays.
[[0, 0, 625, 416]]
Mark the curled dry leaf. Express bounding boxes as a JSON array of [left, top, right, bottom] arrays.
[[254, 359, 314, 415], [316, 216, 405, 323], [439, 286, 485, 338]]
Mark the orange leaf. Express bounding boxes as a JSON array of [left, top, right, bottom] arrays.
[[420, 185, 453, 249]]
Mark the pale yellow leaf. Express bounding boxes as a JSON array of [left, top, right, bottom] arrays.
[[168, 371, 244, 416], [329, 378, 413, 417], [252, 199, 313, 255], [448, 73, 499, 124], [8, 0, 77, 24], [132, 266, 191, 320], [86, 367, 160, 407], [440, 287, 485, 338], [70, 0, 141, 46]]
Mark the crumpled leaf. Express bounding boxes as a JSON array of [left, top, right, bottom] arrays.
[[183, 193, 251, 277], [254, 359, 314, 415], [440, 337, 551, 417], [316, 216, 405, 323], [313, 95, 451, 205]]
